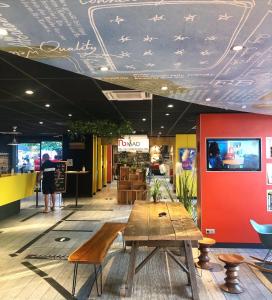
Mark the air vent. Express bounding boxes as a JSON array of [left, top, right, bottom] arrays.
[[102, 90, 152, 101]]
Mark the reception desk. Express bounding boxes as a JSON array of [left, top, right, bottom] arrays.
[[0, 173, 37, 220]]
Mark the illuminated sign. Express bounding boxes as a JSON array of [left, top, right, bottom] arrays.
[[118, 135, 149, 153]]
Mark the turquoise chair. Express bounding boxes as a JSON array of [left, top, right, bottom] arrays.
[[250, 219, 272, 264]]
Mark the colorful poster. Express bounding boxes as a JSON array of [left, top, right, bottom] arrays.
[[179, 148, 196, 170]]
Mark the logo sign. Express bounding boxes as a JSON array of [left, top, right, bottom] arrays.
[[118, 135, 149, 153]]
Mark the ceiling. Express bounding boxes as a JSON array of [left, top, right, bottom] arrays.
[[0, 49, 230, 136], [0, 0, 271, 116]]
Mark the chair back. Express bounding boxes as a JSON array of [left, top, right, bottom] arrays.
[[250, 219, 272, 249]]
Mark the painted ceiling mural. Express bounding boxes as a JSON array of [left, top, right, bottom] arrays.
[[0, 0, 272, 114]]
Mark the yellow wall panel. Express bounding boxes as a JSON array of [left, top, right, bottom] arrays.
[[0, 173, 36, 206]]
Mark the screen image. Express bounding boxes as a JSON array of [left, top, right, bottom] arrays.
[[206, 138, 261, 171], [179, 148, 196, 170]]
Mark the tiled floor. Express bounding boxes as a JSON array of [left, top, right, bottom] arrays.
[[0, 182, 271, 299]]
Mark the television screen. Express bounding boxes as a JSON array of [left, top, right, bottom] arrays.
[[206, 138, 261, 171]]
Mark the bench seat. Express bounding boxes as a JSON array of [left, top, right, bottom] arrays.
[[68, 222, 126, 297]]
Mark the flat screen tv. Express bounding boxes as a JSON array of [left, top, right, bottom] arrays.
[[206, 138, 261, 171]]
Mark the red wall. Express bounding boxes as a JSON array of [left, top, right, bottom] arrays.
[[107, 145, 112, 183], [198, 113, 272, 243]]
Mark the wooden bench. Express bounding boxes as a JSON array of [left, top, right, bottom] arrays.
[[68, 222, 127, 297]]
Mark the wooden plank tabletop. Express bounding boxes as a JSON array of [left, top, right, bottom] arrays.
[[124, 200, 203, 242]]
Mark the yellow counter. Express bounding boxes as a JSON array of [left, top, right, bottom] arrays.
[[0, 173, 37, 206]]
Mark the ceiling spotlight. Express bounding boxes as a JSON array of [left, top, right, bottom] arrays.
[[45, 104, 50, 108], [100, 66, 109, 71], [25, 90, 34, 95], [165, 113, 170, 116], [241, 105, 247, 109], [39, 121, 44, 125], [67, 129, 71, 132], [231, 45, 244, 51], [158, 131, 162, 135], [161, 86, 168, 91], [142, 118, 146, 122], [68, 114, 72, 117], [167, 104, 174, 108], [132, 130, 136, 134], [161, 125, 164, 129], [205, 98, 211, 102], [0, 28, 8, 36]]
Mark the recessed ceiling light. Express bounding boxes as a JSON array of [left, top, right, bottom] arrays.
[[142, 118, 146, 122], [100, 66, 109, 71], [39, 121, 44, 125], [67, 129, 71, 132], [205, 98, 211, 102], [161, 125, 164, 129], [0, 28, 8, 36], [45, 104, 50, 108], [241, 105, 247, 109], [68, 114, 72, 117], [165, 113, 170, 116], [25, 90, 34, 95], [161, 86, 168, 91], [232, 45, 244, 51], [167, 104, 174, 108]]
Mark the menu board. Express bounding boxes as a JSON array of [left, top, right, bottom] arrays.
[[55, 161, 67, 193], [0, 153, 9, 173]]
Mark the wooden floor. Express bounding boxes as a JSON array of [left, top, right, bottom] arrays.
[[0, 182, 271, 300]]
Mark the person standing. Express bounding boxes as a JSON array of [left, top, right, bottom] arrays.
[[38, 153, 59, 213]]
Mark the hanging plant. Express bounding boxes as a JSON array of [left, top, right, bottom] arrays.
[[68, 120, 133, 140]]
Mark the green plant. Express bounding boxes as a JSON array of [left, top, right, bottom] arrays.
[[150, 178, 162, 203], [176, 171, 196, 219], [69, 120, 133, 140], [162, 176, 175, 202]]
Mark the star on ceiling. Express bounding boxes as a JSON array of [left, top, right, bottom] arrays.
[[110, 16, 124, 24], [143, 35, 158, 42], [175, 49, 185, 56], [143, 50, 153, 56], [184, 14, 197, 22], [218, 13, 233, 21], [145, 63, 155, 67], [200, 50, 211, 56], [119, 35, 132, 43], [205, 35, 217, 41], [119, 51, 130, 58], [125, 65, 136, 70], [174, 35, 190, 41], [148, 14, 166, 22], [174, 62, 182, 67]]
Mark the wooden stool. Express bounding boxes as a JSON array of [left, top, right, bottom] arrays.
[[218, 254, 244, 294], [196, 237, 216, 270]]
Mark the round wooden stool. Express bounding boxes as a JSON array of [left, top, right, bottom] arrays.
[[196, 237, 216, 270], [218, 254, 245, 294]]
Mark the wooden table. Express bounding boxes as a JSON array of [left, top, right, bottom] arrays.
[[124, 200, 203, 299]]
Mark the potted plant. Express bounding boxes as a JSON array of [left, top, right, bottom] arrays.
[[176, 169, 196, 220], [150, 178, 162, 203]]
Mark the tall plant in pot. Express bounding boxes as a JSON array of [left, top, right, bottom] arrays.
[[176, 166, 196, 220], [150, 178, 162, 203]]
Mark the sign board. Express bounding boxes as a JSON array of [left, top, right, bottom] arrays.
[[55, 161, 67, 193], [118, 135, 149, 153]]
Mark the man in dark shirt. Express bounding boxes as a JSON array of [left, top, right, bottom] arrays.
[[39, 153, 59, 213]]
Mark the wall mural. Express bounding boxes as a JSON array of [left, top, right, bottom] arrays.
[[0, 0, 272, 114]]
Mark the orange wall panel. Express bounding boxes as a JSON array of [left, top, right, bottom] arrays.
[[198, 113, 272, 243], [107, 145, 112, 183]]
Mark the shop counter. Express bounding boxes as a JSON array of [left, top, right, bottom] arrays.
[[0, 173, 37, 219]]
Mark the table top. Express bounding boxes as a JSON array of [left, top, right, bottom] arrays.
[[66, 171, 89, 174], [124, 200, 203, 242]]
